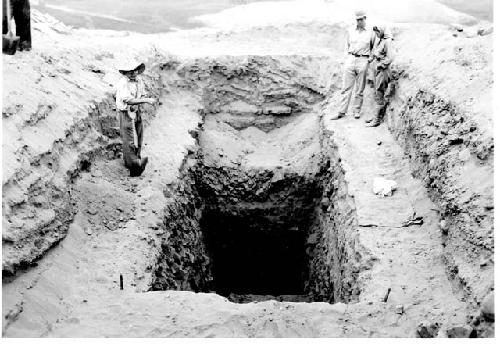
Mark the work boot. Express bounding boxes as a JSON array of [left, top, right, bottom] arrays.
[[365, 116, 381, 127], [365, 107, 380, 123], [366, 107, 384, 127], [19, 41, 32, 51], [331, 112, 345, 120], [353, 112, 361, 119]]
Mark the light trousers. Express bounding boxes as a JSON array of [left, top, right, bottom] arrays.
[[338, 57, 369, 114]]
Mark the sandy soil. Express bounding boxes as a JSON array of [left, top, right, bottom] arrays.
[[2, 0, 494, 338]]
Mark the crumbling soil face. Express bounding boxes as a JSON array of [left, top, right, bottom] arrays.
[[2, 61, 162, 276], [199, 166, 321, 297], [384, 25, 494, 317], [149, 160, 213, 293], [306, 149, 369, 304], [387, 90, 493, 302], [177, 55, 335, 117]]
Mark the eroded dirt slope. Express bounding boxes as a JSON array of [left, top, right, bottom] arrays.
[[386, 23, 494, 313], [2, 13, 165, 274]]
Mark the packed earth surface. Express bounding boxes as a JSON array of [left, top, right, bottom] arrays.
[[1, 0, 494, 338]]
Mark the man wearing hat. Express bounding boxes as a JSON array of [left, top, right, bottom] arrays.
[[115, 60, 157, 177], [332, 10, 376, 120]]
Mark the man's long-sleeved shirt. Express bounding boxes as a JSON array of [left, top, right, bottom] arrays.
[[115, 76, 145, 148], [345, 26, 376, 57], [372, 36, 394, 69], [115, 77, 145, 112]]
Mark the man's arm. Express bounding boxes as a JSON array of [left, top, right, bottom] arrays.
[[344, 30, 350, 56], [368, 30, 377, 62], [127, 79, 156, 105], [124, 98, 157, 105], [379, 39, 394, 69], [116, 78, 157, 106]]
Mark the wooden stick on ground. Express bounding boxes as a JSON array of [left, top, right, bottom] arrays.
[[383, 288, 391, 302]]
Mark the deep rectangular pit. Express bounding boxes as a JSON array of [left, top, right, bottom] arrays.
[[193, 161, 325, 302], [151, 56, 359, 304]]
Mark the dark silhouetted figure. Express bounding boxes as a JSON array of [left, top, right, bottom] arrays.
[[2, 0, 31, 51]]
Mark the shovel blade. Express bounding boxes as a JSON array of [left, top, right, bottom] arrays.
[[3, 34, 20, 55]]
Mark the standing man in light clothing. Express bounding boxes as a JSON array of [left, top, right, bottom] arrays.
[[115, 60, 157, 177], [332, 10, 376, 120]]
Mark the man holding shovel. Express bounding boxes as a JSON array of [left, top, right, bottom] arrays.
[[115, 60, 157, 177]]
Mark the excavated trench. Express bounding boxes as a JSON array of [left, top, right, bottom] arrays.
[[1, 17, 494, 335], [2, 52, 493, 337], [150, 56, 360, 303]]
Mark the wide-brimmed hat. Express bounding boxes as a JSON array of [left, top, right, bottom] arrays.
[[117, 59, 146, 75], [355, 10, 366, 20]]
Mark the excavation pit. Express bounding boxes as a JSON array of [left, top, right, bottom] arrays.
[[151, 56, 360, 304], [198, 166, 323, 302]]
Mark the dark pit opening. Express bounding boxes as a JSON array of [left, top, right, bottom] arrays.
[[193, 163, 325, 303], [201, 210, 307, 297]]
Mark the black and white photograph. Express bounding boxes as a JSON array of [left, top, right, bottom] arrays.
[[1, 0, 495, 339]]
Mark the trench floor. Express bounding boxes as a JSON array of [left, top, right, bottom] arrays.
[[3, 88, 467, 338], [323, 94, 467, 321]]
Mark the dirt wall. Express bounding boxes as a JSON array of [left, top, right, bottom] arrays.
[[374, 24, 495, 315], [2, 62, 162, 276], [150, 151, 213, 292], [385, 87, 494, 310], [305, 127, 376, 303]]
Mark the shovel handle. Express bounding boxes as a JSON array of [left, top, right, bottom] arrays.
[[5, 0, 13, 33]]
